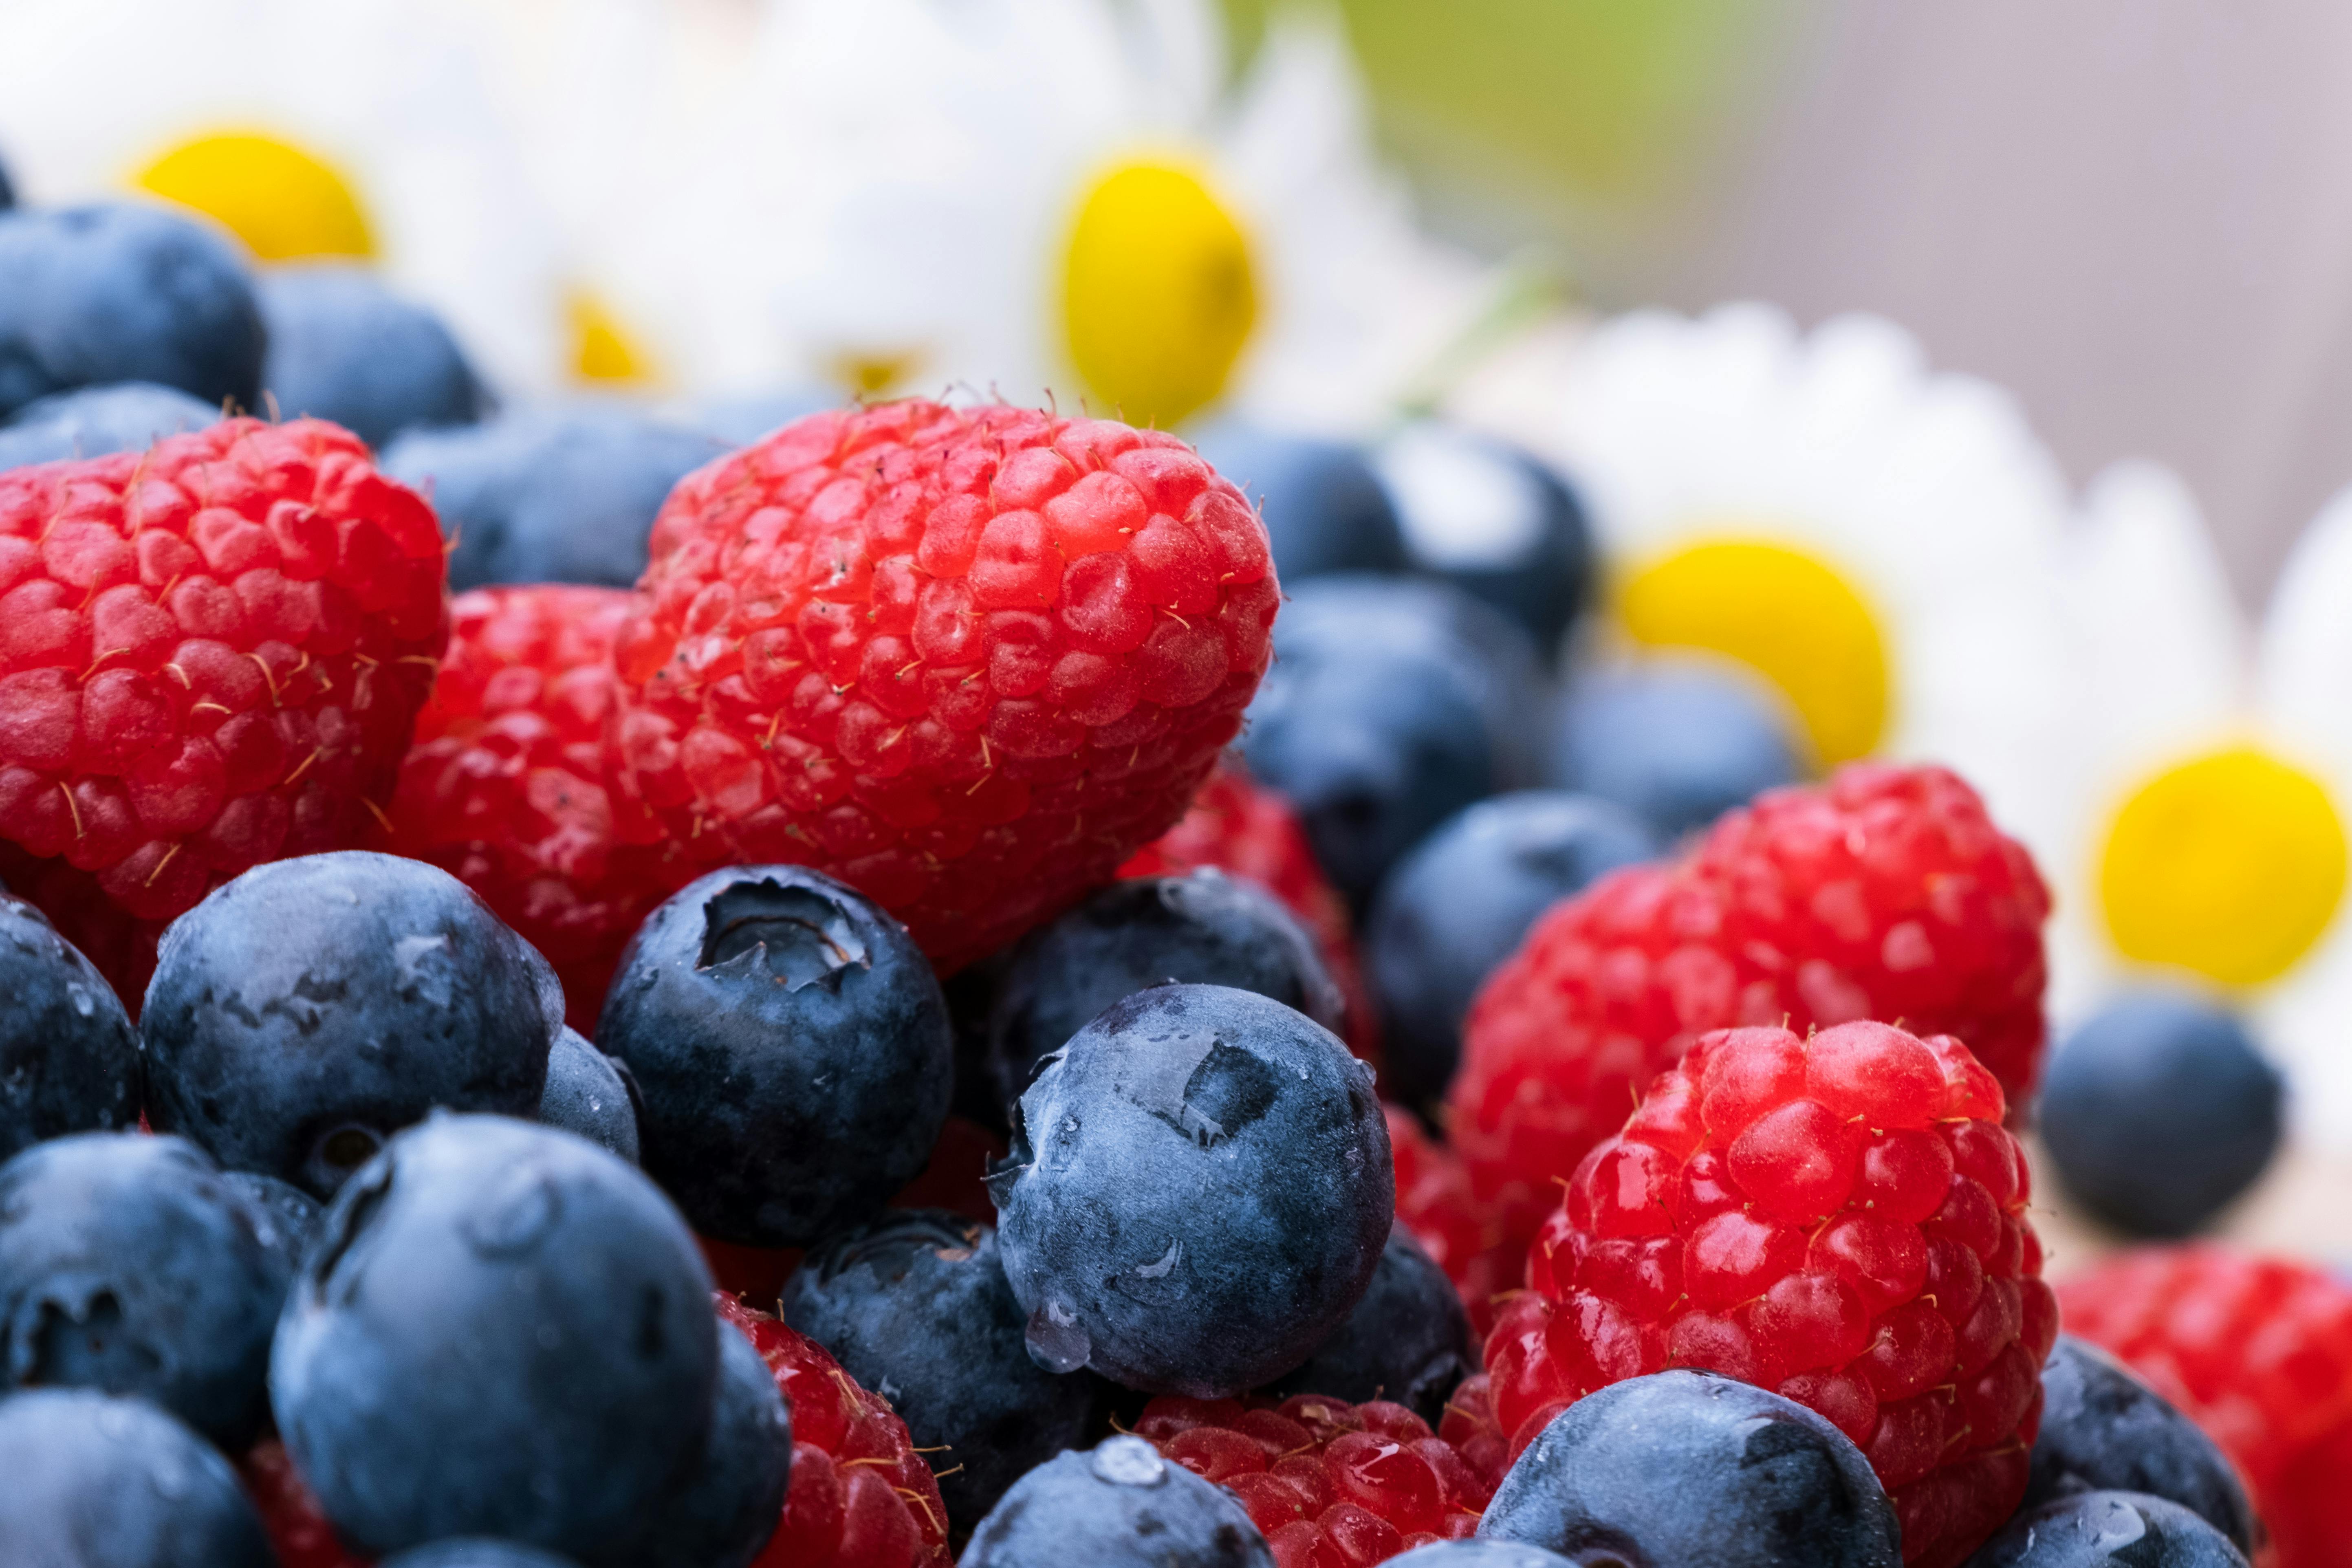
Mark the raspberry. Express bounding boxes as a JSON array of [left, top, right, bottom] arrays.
[[611, 401, 1277, 971], [241, 1438, 363, 1568], [380, 584, 699, 1028], [1120, 756, 1378, 1056], [1485, 1021, 2053, 1568], [2059, 1245, 2352, 1568], [1136, 1390, 1503, 1567], [0, 418, 446, 996], [716, 1293, 954, 1568], [1387, 1106, 1512, 1338], [1451, 764, 2048, 1277]]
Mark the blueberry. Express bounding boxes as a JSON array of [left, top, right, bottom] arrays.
[[382, 404, 723, 590], [1259, 1221, 1474, 1427], [142, 852, 559, 1199], [272, 1114, 718, 1561], [1243, 576, 1540, 910], [1390, 1546, 1577, 1568], [2040, 993, 2283, 1237], [380, 1546, 583, 1568], [0, 203, 266, 419], [1189, 418, 1408, 582], [782, 1207, 1100, 1526], [2026, 1336, 2256, 1552], [690, 387, 834, 447], [599, 865, 954, 1248], [1548, 660, 1802, 840], [977, 870, 1345, 1121], [539, 1026, 642, 1165], [0, 154, 13, 210], [1365, 791, 1655, 1108], [223, 1169, 326, 1276], [259, 263, 487, 449], [989, 983, 1392, 1396], [1372, 423, 1593, 658], [1478, 1370, 1900, 1568], [0, 380, 220, 469], [632, 1316, 793, 1568], [0, 892, 141, 1159], [1965, 1491, 2250, 1568], [0, 1132, 295, 1448], [961, 1435, 1273, 1568], [0, 1389, 274, 1568]]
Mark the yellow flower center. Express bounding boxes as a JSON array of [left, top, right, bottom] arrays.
[[1616, 536, 1889, 765], [567, 291, 656, 385], [1060, 159, 1257, 429], [2098, 745, 2348, 987], [826, 348, 925, 400], [133, 131, 374, 261]]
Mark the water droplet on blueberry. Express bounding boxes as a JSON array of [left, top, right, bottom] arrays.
[[1089, 1434, 1167, 1487], [1024, 1298, 1090, 1373]]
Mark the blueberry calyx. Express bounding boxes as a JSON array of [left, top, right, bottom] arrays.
[[695, 879, 871, 991]]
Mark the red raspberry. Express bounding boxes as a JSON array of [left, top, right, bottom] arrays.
[[1136, 1391, 1502, 1567], [716, 1293, 953, 1568], [1486, 1021, 2053, 1568], [2059, 1245, 2352, 1568], [0, 418, 446, 998], [1121, 756, 1377, 1054], [1387, 1106, 1512, 1338], [242, 1438, 366, 1568], [1452, 764, 2048, 1278], [379, 584, 699, 1029], [611, 401, 1277, 971]]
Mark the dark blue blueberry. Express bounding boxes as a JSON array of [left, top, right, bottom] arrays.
[[1372, 423, 1592, 658], [1478, 1370, 1900, 1568], [1365, 791, 1655, 1108], [272, 1114, 719, 1562], [2040, 993, 2283, 1237], [2026, 1336, 2256, 1552], [1243, 576, 1541, 910], [978, 870, 1344, 1121], [382, 404, 723, 590], [1965, 1491, 2249, 1568], [1548, 661, 1802, 840], [961, 1435, 1273, 1568], [782, 1208, 1101, 1526], [599, 865, 954, 1248], [0, 892, 141, 1159], [380, 1544, 582, 1568], [634, 1314, 793, 1568], [142, 852, 559, 1199], [223, 1170, 326, 1277], [1189, 418, 1407, 582], [989, 983, 1392, 1396], [539, 1026, 641, 1165], [0, 1389, 274, 1568], [1390, 1546, 1577, 1568], [1259, 1221, 1473, 1427], [0, 203, 265, 419], [259, 263, 487, 449], [0, 1132, 295, 1448], [0, 380, 220, 469], [690, 387, 834, 447], [0, 154, 13, 210]]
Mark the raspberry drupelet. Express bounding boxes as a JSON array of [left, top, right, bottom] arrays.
[[0, 418, 446, 1000], [611, 401, 1279, 971], [1136, 1390, 1508, 1568], [242, 1438, 362, 1568], [1451, 764, 2048, 1281], [1486, 1021, 2054, 1568], [381, 584, 698, 1030], [1121, 757, 1377, 1055], [717, 1293, 953, 1568], [2060, 1245, 2352, 1568]]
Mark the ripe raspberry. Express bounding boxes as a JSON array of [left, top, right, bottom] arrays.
[[380, 584, 698, 1028], [241, 1438, 363, 1568], [2059, 1245, 2352, 1568], [1486, 1021, 2054, 1568], [612, 401, 1277, 971], [0, 418, 446, 994], [1121, 756, 1377, 1054], [1136, 1390, 1501, 1567], [716, 1292, 953, 1568], [1387, 1106, 1512, 1338], [1452, 764, 2048, 1276]]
